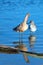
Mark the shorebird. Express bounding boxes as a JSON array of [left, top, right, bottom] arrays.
[[13, 13, 30, 41], [29, 20, 37, 32]]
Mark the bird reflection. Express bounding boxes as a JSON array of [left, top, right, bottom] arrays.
[[15, 42, 29, 63], [29, 35, 36, 48], [0, 45, 19, 54], [0, 44, 43, 60]]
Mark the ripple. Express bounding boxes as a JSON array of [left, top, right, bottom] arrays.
[[0, 0, 43, 11]]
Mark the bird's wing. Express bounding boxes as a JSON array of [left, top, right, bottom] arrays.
[[13, 24, 21, 31], [16, 23, 23, 30], [23, 13, 30, 23]]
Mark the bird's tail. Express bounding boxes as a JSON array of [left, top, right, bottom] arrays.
[[23, 13, 30, 23]]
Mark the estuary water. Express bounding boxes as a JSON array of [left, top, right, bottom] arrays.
[[0, 0, 43, 65]]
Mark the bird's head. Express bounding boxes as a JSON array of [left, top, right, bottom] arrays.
[[30, 20, 34, 25]]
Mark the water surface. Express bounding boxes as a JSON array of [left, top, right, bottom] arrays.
[[0, 0, 43, 65]]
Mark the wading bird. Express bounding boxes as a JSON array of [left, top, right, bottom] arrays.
[[13, 13, 30, 41], [29, 20, 37, 32]]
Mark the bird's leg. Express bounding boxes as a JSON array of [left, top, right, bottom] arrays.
[[19, 32, 20, 43], [21, 33, 23, 43], [30, 31, 32, 36], [19, 32, 21, 44], [19, 32, 23, 45]]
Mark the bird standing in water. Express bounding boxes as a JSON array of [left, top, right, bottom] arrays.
[[29, 21, 37, 32], [13, 13, 30, 41]]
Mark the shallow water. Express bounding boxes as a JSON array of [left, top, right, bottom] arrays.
[[0, 0, 43, 65]]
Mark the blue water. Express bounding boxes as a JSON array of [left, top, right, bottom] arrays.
[[0, 0, 43, 65]]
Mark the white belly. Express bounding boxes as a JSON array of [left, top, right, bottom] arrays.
[[30, 25, 37, 32]]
